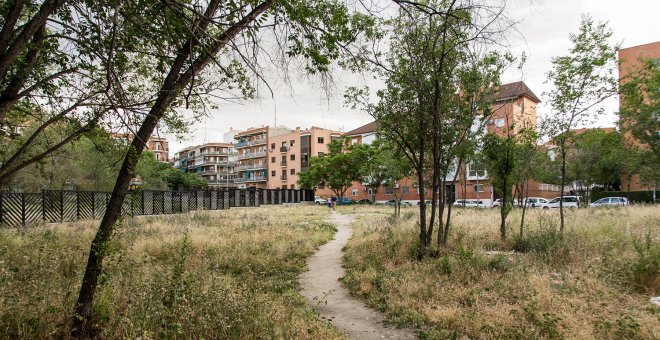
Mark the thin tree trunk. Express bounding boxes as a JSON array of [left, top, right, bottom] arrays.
[[519, 173, 530, 238], [500, 178, 506, 241], [559, 143, 566, 234]]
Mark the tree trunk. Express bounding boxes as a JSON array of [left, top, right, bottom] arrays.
[[559, 143, 566, 234], [499, 179, 506, 241], [417, 167, 427, 259], [519, 173, 530, 238]]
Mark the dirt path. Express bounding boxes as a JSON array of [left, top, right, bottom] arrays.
[[300, 212, 417, 340]]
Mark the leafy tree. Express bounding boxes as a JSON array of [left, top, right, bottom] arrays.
[[346, 1, 510, 255], [6, 128, 123, 191], [298, 138, 364, 202], [543, 14, 618, 233], [567, 129, 624, 199], [512, 127, 540, 237], [483, 134, 515, 241], [70, 1, 376, 336]]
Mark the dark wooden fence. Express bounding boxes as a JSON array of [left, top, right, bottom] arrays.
[[0, 188, 313, 227]]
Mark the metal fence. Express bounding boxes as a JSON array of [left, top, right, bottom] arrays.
[[0, 188, 314, 227]]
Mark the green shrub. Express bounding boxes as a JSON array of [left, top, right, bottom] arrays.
[[591, 190, 655, 203]]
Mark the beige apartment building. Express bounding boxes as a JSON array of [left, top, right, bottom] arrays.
[[266, 127, 343, 190], [234, 126, 292, 188], [174, 142, 237, 188]]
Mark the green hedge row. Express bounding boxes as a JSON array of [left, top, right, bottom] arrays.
[[591, 190, 657, 203]]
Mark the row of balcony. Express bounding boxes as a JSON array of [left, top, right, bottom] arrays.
[[185, 160, 235, 168], [235, 176, 267, 183], [234, 163, 267, 171], [235, 139, 267, 148], [196, 170, 237, 177], [237, 151, 267, 160]]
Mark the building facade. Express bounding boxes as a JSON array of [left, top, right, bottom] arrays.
[[174, 142, 237, 188], [234, 126, 291, 188], [340, 81, 565, 205], [267, 126, 343, 190], [618, 41, 660, 193], [112, 133, 170, 162]]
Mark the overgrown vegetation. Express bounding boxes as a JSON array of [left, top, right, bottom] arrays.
[[0, 206, 342, 338], [341, 205, 659, 339]]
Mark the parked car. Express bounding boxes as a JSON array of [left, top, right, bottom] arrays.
[[355, 198, 372, 204], [385, 199, 412, 206], [523, 197, 549, 208], [541, 196, 582, 209], [589, 197, 629, 207], [453, 199, 487, 208], [314, 196, 327, 205], [341, 197, 352, 205], [492, 199, 523, 208]]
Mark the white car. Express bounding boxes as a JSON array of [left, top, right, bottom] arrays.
[[541, 196, 582, 209], [453, 199, 487, 208], [492, 199, 523, 208], [314, 196, 327, 205], [523, 197, 549, 208], [590, 197, 629, 207]]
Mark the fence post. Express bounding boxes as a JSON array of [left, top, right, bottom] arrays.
[[60, 190, 64, 222], [91, 191, 96, 219], [76, 191, 80, 220], [21, 193, 26, 226], [41, 190, 46, 222]]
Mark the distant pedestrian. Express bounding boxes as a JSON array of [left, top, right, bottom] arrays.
[[331, 195, 337, 210]]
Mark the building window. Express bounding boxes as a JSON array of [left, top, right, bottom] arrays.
[[351, 137, 358, 145], [318, 152, 324, 157], [402, 186, 410, 194], [271, 156, 276, 163], [494, 118, 505, 127], [290, 140, 295, 147], [317, 137, 324, 144], [474, 184, 484, 192], [290, 168, 295, 175], [468, 162, 486, 178], [271, 170, 276, 177], [367, 189, 373, 196], [318, 183, 325, 189], [385, 187, 394, 195], [290, 154, 295, 161], [352, 189, 358, 196], [290, 184, 295, 189], [271, 143, 275, 149]]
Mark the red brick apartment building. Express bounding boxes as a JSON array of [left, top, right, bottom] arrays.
[[618, 41, 660, 192], [340, 81, 566, 205]]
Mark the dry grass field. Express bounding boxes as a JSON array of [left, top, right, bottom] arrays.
[[0, 205, 343, 339], [341, 205, 660, 339]]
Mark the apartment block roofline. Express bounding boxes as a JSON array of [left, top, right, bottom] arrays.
[[495, 81, 540, 103], [344, 121, 377, 136], [619, 41, 660, 51], [174, 142, 234, 155]]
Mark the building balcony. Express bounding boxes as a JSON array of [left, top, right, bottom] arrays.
[[235, 176, 267, 183], [280, 175, 288, 181], [280, 146, 288, 152], [281, 160, 287, 167], [235, 139, 267, 148], [199, 150, 230, 156], [234, 163, 267, 172], [237, 151, 267, 160]]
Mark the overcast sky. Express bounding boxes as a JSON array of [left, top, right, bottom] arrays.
[[164, 0, 660, 155]]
